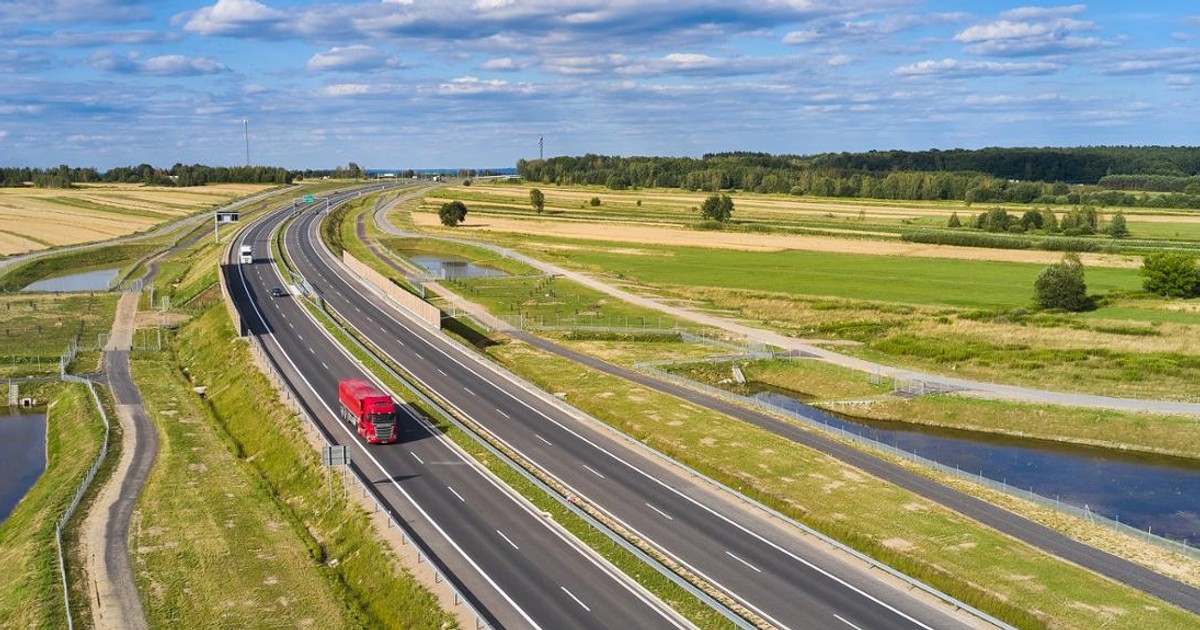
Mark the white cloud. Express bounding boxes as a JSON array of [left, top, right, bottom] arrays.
[[0, 130, 8, 141], [437, 75, 533, 96], [784, 12, 968, 47], [955, 7, 1101, 56], [323, 83, 374, 96], [89, 51, 229, 76], [479, 57, 522, 71], [827, 54, 854, 67], [180, 0, 288, 37], [894, 58, 1064, 77], [1099, 48, 1200, 75], [308, 45, 401, 72]]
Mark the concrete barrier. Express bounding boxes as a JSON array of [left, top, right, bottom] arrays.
[[343, 251, 441, 329]]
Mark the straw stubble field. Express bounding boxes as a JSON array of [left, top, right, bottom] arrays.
[[0, 183, 272, 256]]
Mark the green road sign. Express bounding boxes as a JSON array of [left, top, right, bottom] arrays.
[[304, 195, 314, 203]]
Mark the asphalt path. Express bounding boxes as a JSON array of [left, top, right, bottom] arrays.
[[228, 194, 689, 630], [288, 200, 979, 628]]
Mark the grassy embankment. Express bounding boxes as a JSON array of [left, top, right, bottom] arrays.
[[116, 183, 454, 627], [0, 383, 107, 628], [488, 340, 1198, 630]]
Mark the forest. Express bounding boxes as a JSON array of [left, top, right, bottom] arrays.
[[517, 147, 1200, 208], [0, 163, 292, 188]]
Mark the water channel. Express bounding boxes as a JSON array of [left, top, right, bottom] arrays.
[[742, 383, 1200, 544], [408, 254, 508, 280], [0, 413, 47, 524], [22, 268, 119, 293]]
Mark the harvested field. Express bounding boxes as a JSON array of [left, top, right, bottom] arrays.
[[0, 183, 272, 256], [411, 211, 1141, 268]]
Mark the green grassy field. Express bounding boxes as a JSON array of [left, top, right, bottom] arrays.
[[0, 383, 105, 629], [554, 239, 1142, 308], [0, 293, 119, 377], [488, 340, 1198, 630]]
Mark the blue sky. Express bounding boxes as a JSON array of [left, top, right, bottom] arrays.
[[1, 1, 1198, 169]]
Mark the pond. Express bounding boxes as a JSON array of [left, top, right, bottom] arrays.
[[746, 384, 1200, 544], [0, 413, 47, 524], [22, 268, 119, 292], [408, 254, 509, 280]]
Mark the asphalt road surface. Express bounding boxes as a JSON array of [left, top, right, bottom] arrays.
[[281, 197, 981, 629], [228, 193, 691, 630]]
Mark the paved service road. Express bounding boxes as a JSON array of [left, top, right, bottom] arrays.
[[228, 193, 691, 630], [287, 199, 983, 629]]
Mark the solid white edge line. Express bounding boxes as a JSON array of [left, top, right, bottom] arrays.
[[308, 210, 937, 630], [235, 214, 546, 630]]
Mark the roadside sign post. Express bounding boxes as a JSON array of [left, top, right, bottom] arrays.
[[322, 445, 351, 506], [213, 211, 239, 244]]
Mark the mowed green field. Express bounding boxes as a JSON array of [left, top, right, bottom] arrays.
[[554, 240, 1144, 308]]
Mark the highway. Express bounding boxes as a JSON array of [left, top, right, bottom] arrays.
[[277, 193, 983, 629], [226, 188, 690, 630]]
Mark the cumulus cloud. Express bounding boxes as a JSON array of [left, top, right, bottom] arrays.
[[307, 45, 402, 72], [955, 6, 1101, 56], [180, 0, 289, 38], [0, 130, 8, 141], [437, 75, 533, 96], [89, 51, 229, 76], [893, 58, 1064, 77]]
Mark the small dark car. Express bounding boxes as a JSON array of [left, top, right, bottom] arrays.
[[271, 287, 285, 298]]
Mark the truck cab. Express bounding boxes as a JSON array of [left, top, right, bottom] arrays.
[[239, 244, 253, 264], [337, 379, 399, 444]]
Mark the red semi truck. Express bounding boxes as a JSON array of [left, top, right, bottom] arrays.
[[337, 379, 399, 444]]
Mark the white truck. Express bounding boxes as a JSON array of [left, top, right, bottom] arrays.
[[239, 244, 253, 264]]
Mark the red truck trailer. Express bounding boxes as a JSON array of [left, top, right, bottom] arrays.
[[337, 379, 399, 444]]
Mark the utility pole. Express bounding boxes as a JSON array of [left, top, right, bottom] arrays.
[[538, 136, 544, 161], [243, 118, 250, 166]]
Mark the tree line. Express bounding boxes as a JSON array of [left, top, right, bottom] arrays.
[[518, 147, 1200, 208], [1, 163, 291, 188]]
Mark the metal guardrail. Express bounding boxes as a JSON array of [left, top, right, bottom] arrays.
[[638, 362, 1200, 563]]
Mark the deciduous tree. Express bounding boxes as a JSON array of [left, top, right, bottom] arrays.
[[439, 200, 469, 227]]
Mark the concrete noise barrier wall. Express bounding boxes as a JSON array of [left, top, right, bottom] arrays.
[[343, 251, 442, 329]]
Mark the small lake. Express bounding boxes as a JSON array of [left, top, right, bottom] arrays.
[[408, 254, 509, 280], [746, 385, 1200, 544], [22, 268, 119, 292], [0, 413, 47, 524]]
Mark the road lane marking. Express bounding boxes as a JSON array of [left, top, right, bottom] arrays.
[[447, 486, 466, 502], [534, 434, 552, 446], [463, 387, 476, 396], [834, 615, 864, 630], [321, 362, 329, 370], [560, 586, 591, 612], [582, 464, 605, 479], [410, 451, 424, 464], [497, 409, 510, 419], [645, 503, 673, 521], [308, 348, 315, 355], [496, 530, 519, 550], [725, 551, 762, 573], [296, 334, 303, 340], [437, 368, 447, 376], [414, 352, 423, 360], [288, 322, 294, 328]]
